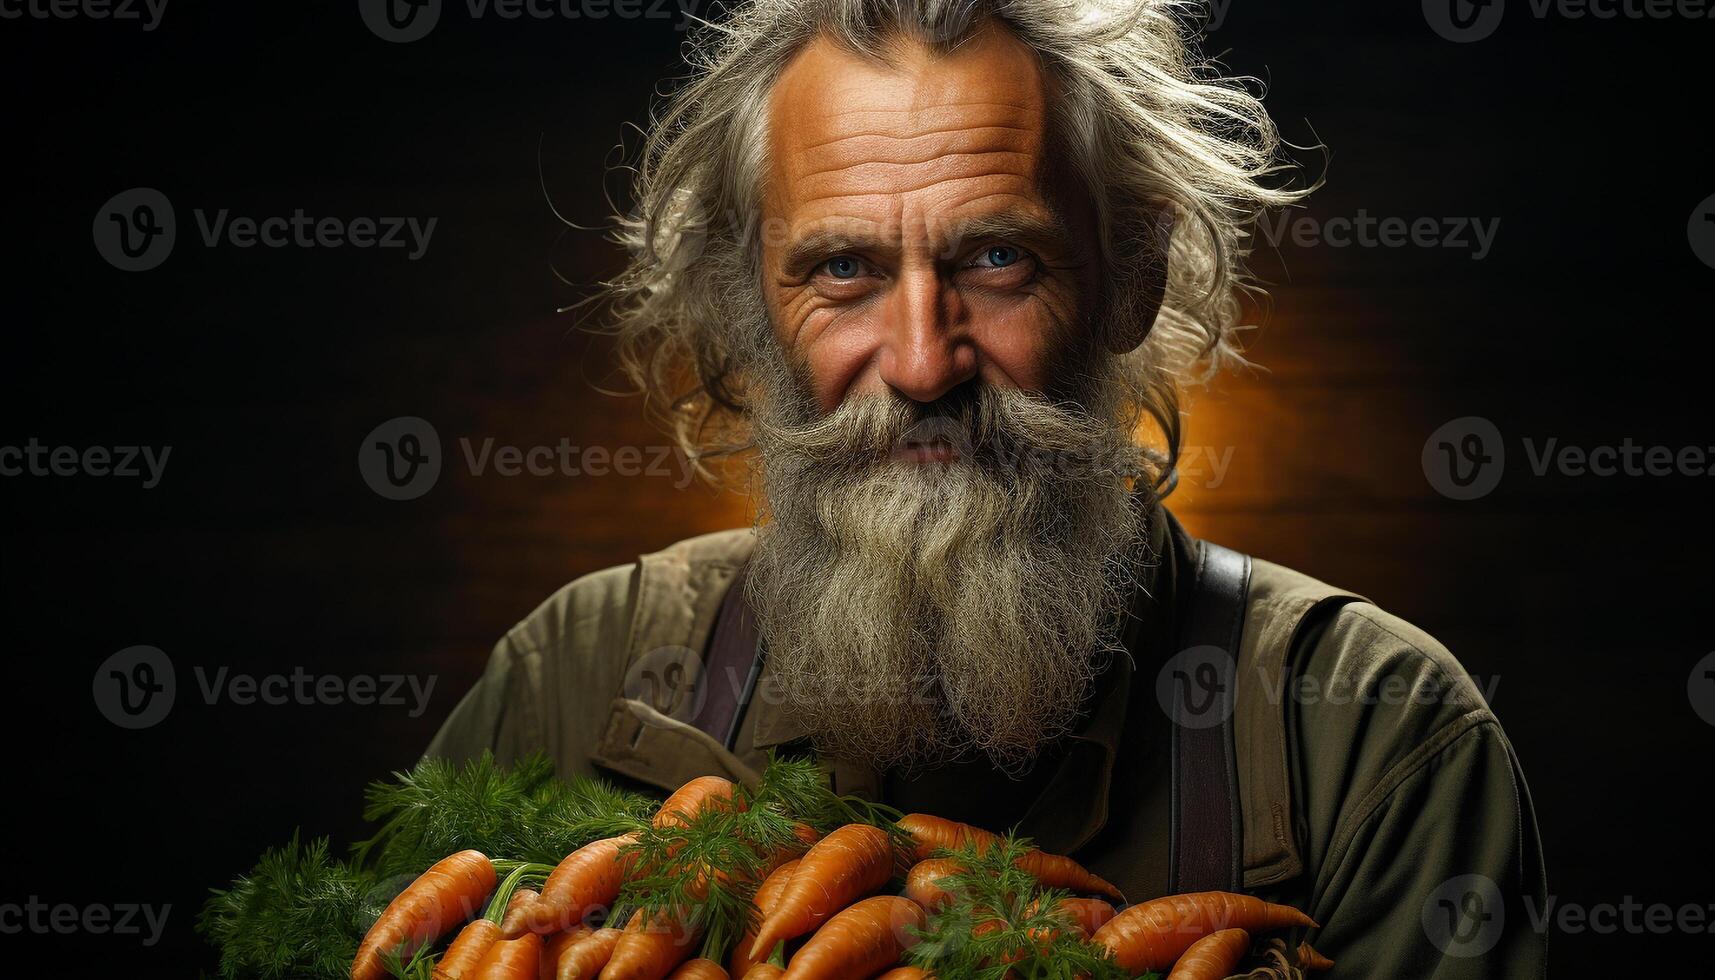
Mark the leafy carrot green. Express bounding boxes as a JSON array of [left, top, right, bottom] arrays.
[[196, 832, 377, 980], [356, 753, 654, 878], [619, 754, 890, 964], [903, 835, 1138, 980]]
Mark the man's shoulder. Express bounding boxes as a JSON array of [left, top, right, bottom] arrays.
[[1291, 589, 1506, 798], [1245, 555, 1493, 724], [1233, 553, 1513, 888], [425, 528, 756, 774], [504, 527, 755, 664]]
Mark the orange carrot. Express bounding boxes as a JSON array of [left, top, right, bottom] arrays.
[[766, 824, 822, 872], [540, 928, 594, 980], [687, 824, 811, 908], [730, 859, 801, 977], [1039, 896, 1116, 937], [434, 918, 503, 980], [601, 910, 700, 980], [1297, 942, 1335, 972], [748, 825, 895, 960], [352, 850, 496, 980], [665, 958, 729, 979], [527, 835, 638, 935], [1015, 851, 1125, 903], [472, 933, 543, 980], [896, 814, 1123, 902], [1092, 892, 1317, 974], [740, 967, 785, 980], [978, 895, 1117, 951], [871, 970, 927, 980], [896, 814, 998, 861], [1165, 928, 1250, 980], [433, 864, 545, 979], [781, 896, 926, 980], [555, 926, 622, 980], [654, 776, 738, 828], [903, 859, 961, 911], [500, 889, 540, 939]]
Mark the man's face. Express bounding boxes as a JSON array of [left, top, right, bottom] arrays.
[[761, 26, 1097, 418]]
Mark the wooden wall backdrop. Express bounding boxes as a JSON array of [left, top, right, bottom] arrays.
[[2, 1, 1710, 974]]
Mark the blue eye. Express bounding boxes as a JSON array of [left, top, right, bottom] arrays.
[[980, 245, 1022, 267], [824, 255, 862, 279]]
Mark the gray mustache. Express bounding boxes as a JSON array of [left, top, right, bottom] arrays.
[[756, 386, 1145, 478]]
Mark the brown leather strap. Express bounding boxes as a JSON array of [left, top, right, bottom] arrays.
[[691, 565, 762, 751], [1168, 540, 1251, 893]]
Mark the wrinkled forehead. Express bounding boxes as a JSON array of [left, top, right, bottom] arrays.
[[763, 24, 1056, 227]]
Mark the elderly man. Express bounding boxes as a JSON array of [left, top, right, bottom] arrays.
[[427, 1, 1545, 975]]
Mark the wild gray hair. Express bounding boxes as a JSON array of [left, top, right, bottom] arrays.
[[601, 0, 1304, 484]]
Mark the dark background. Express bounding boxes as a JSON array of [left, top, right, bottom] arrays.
[[3, 0, 1711, 974]]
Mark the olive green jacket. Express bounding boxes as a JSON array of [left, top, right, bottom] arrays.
[[425, 514, 1546, 978]]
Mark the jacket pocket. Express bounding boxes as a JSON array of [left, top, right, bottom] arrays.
[[588, 696, 763, 793]]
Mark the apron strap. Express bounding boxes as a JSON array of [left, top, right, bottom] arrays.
[[691, 564, 763, 751], [1168, 540, 1252, 893]]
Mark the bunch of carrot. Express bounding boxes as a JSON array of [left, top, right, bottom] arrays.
[[348, 767, 1331, 980]]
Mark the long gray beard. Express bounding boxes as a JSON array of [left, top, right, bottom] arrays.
[[745, 368, 1148, 773]]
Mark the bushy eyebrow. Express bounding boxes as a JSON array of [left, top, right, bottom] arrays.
[[779, 208, 1077, 279], [941, 212, 1073, 257]]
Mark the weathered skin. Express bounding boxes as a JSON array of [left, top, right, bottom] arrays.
[[760, 27, 1099, 413]]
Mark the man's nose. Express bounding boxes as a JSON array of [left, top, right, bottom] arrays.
[[875, 269, 978, 403]]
